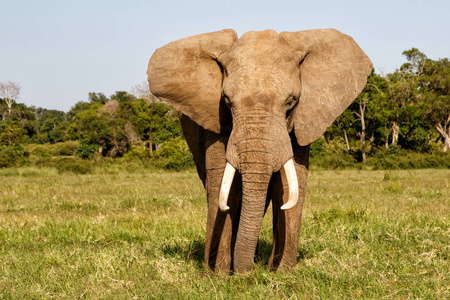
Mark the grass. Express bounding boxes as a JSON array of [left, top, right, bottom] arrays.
[[0, 166, 448, 299]]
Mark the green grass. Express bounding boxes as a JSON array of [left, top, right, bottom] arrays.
[[0, 166, 448, 299]]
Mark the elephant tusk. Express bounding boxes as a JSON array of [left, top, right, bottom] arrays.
[[219, 162, 236, 212], [280, 158, 299, 210]]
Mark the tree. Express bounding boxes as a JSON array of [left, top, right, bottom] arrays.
[[388, 49, 450, 152], [327, 109, 354, 151], [67, 101, 92, 121], [362, 74, 389, 149], [130, 81, 161, 103], [0, 121, 25, 146], [75, 105, 114, 154], [353, 93, 368, 162], [30, 108, 70, 143], [338, 70, 387, 162], [110, 91, 136, 103], [117, 97, 182, 154], [382, 49, 431, 152], [0, 121, 28, 168], [88, 92, 108, 105], [73, 93, 142, 157], [0, 81, 20, 117], [421, 57, 450, 151]]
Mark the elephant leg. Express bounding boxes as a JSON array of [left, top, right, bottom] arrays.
[[180, 114, 207, 187], [204, 132, 241, 273], [268, 143, 309, 271]]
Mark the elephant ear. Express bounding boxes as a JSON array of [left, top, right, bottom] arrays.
[[280, 29, 372, 146], [147, 29, 238, 134]]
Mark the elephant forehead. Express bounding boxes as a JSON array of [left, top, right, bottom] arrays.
[[225, 73, 288, 95], [223, 58, 300, 98], [223, 41, 299, 88], [221, 38, 301, 99], [226, 40, 297, 69]]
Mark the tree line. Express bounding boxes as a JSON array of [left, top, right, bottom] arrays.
[[0, 86, 186, 168], [0, 48, 449, 169], [318, 48, 449, 160]]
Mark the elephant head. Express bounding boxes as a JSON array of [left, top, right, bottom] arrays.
[[147, 29, 372, 272]]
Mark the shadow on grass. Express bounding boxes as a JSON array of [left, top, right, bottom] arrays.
[[255, 239, 273, 264], [256, 240, 313, 266], [161, 236, 205, 269], [162, 237, 312, 271]]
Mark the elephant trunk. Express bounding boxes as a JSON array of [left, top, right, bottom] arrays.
[[219, 109, 298, 272], [233, 155, 273, 273]]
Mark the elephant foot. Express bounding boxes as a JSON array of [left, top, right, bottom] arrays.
[[205, 248, 233, 274], [267, 255, 296, 272]]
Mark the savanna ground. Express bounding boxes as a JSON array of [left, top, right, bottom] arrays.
[[0, 164, 448, 299]]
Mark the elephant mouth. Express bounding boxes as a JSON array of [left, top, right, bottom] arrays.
[[218, 157, 298, 212]]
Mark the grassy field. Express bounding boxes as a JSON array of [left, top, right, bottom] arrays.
[[0, 165, 448, 299]]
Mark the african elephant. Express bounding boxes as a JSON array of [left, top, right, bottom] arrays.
[[147, 29, 372, 273]]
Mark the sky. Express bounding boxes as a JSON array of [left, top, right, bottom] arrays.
[[1, 0, 449, 112]]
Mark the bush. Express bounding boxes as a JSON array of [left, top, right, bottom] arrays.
[[0, 145, 28, 168], [54, 141, 79, 156], [387, 144, 402, 157], [27, 145, 53, 159], [76, 144, 100, 159], [55, 158, 92, 174], [124, 147, 152, 160], [310, 151, 358, 170], [152, 137, 194, 170], [35, 157, 93, 174], [310, 137, 326, 158], [368, 149, 450, 169]]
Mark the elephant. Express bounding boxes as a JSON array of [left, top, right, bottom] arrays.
[[147, 29, 372, 273]]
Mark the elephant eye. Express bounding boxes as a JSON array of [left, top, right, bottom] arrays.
[[223, 94, 232, 108], [285, 96, 298, 110]]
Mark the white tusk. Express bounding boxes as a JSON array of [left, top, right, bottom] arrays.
[[219, 162, 236, 212], [280, 158, 299, 210]]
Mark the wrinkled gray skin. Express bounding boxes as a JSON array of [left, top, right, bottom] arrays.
[[147, 29, 372, 273]]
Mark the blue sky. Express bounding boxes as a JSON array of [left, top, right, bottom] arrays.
[[1, 0, 449, 111]]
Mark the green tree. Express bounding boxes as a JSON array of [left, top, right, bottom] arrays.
[[118, 97, 182, 153], [380, 49, 431, 152], [110, 91, 136, 103], [33, 109, 69, 143], [147, 102, 181, 144], [0, 102, 38, 142], [88, 92, 109, 105], [421, 57, 450, 151], [75, 104, 114, 155], [67, 101, 92, 121], [73, 92, 142, 157], [328, 70, 388, 162], [0, 121, 28, 167]]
